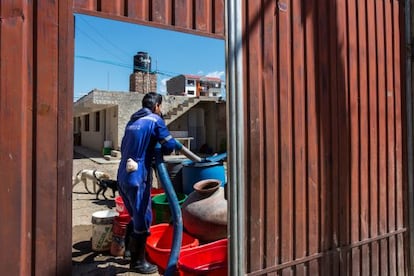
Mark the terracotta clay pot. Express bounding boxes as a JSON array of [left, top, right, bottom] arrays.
[[181, 179, 227, 242]]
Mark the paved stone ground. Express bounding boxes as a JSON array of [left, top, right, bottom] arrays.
[[72, 147, 160, 276]]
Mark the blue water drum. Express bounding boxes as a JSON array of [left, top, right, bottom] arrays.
[[182, 160, 226, 195]]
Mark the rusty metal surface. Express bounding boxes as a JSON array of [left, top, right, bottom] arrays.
[[242, 0, 407, 274], [73, 0, 225, 39]]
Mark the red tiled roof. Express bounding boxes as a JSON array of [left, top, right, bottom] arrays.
[[181, 74, 221, 82], [183, 74, 201, 79]]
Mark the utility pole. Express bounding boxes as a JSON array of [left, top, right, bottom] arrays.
[[147, 61, 150, 93]]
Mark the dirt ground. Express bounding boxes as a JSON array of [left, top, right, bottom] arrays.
[[72, 147, 160, 276]]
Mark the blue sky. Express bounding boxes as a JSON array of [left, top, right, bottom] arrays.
[[74, 14, 226, 101]]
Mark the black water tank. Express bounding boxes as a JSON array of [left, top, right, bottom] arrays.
[[133, 51, 151, 73]]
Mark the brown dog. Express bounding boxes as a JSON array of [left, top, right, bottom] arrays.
[[73, 169, 110, 194]]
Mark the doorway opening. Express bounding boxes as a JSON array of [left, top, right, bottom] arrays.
[[71, 14, 227, 274]]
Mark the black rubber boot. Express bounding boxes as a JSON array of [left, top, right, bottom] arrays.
[[123, 221, 133, 260], [129, 234, 158, 274]]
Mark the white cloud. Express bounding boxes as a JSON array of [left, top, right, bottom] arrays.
[[206, 71, 225, 80], [158, 77, 169, 94]]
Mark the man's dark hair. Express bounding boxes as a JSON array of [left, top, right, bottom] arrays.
[[142, 92, 162, 111]]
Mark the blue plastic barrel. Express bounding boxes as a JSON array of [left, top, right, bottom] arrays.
[[182, 161, 226, 195]]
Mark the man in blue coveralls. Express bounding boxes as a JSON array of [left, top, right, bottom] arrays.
[[117, 92, 182, 274]]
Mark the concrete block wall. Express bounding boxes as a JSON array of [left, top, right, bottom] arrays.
[[111, 93, 187, 150], [116, 93, 144, 150]]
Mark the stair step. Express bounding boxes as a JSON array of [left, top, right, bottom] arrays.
[[164, 97, 201, 125]]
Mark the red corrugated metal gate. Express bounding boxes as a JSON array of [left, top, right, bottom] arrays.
[[243, 0, 407, 274], [0, 0, 411, 275]]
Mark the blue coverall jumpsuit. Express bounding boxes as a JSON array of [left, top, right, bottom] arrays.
[[117, 107, 180, 236]]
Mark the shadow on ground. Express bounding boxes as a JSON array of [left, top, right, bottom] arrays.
[[72, 225, 130, 275]]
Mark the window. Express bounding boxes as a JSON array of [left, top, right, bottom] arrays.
[[187, 90, 195, 95], [187, 79, 195, 86], [84, 114, 90, 131], [95, 111, 100, 132]]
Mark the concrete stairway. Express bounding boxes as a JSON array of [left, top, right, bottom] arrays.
[[164, 97, 200, 125]]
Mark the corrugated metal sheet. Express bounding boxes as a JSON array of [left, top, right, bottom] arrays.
[[242, 0, 407, 274], [0, 2, 33, 275], [0, 1, 223, 275], [73, 0, 225, 39], [0, 1, 73, 275], [0, 0, 410, 275]]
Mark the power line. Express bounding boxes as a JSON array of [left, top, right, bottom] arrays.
[[76, 55, 131, 69], [75, 28, 130, 65], [76, 15, 131, 64], [75, 55, 189, 78]]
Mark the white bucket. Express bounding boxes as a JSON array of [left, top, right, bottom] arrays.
[[91, 210, 118, 252], [103, 140, 113, 148]]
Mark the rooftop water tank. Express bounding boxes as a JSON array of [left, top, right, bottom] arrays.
[[133, 51, 151, 73]]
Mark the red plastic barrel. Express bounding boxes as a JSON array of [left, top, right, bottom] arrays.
[[110, 214, 131, 257], [114, 196, 129, 215], [112, 214, 131, 236]]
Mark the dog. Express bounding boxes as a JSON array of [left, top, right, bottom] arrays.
[[73, 169, 110, 194], [96, 179, 118, 200]]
